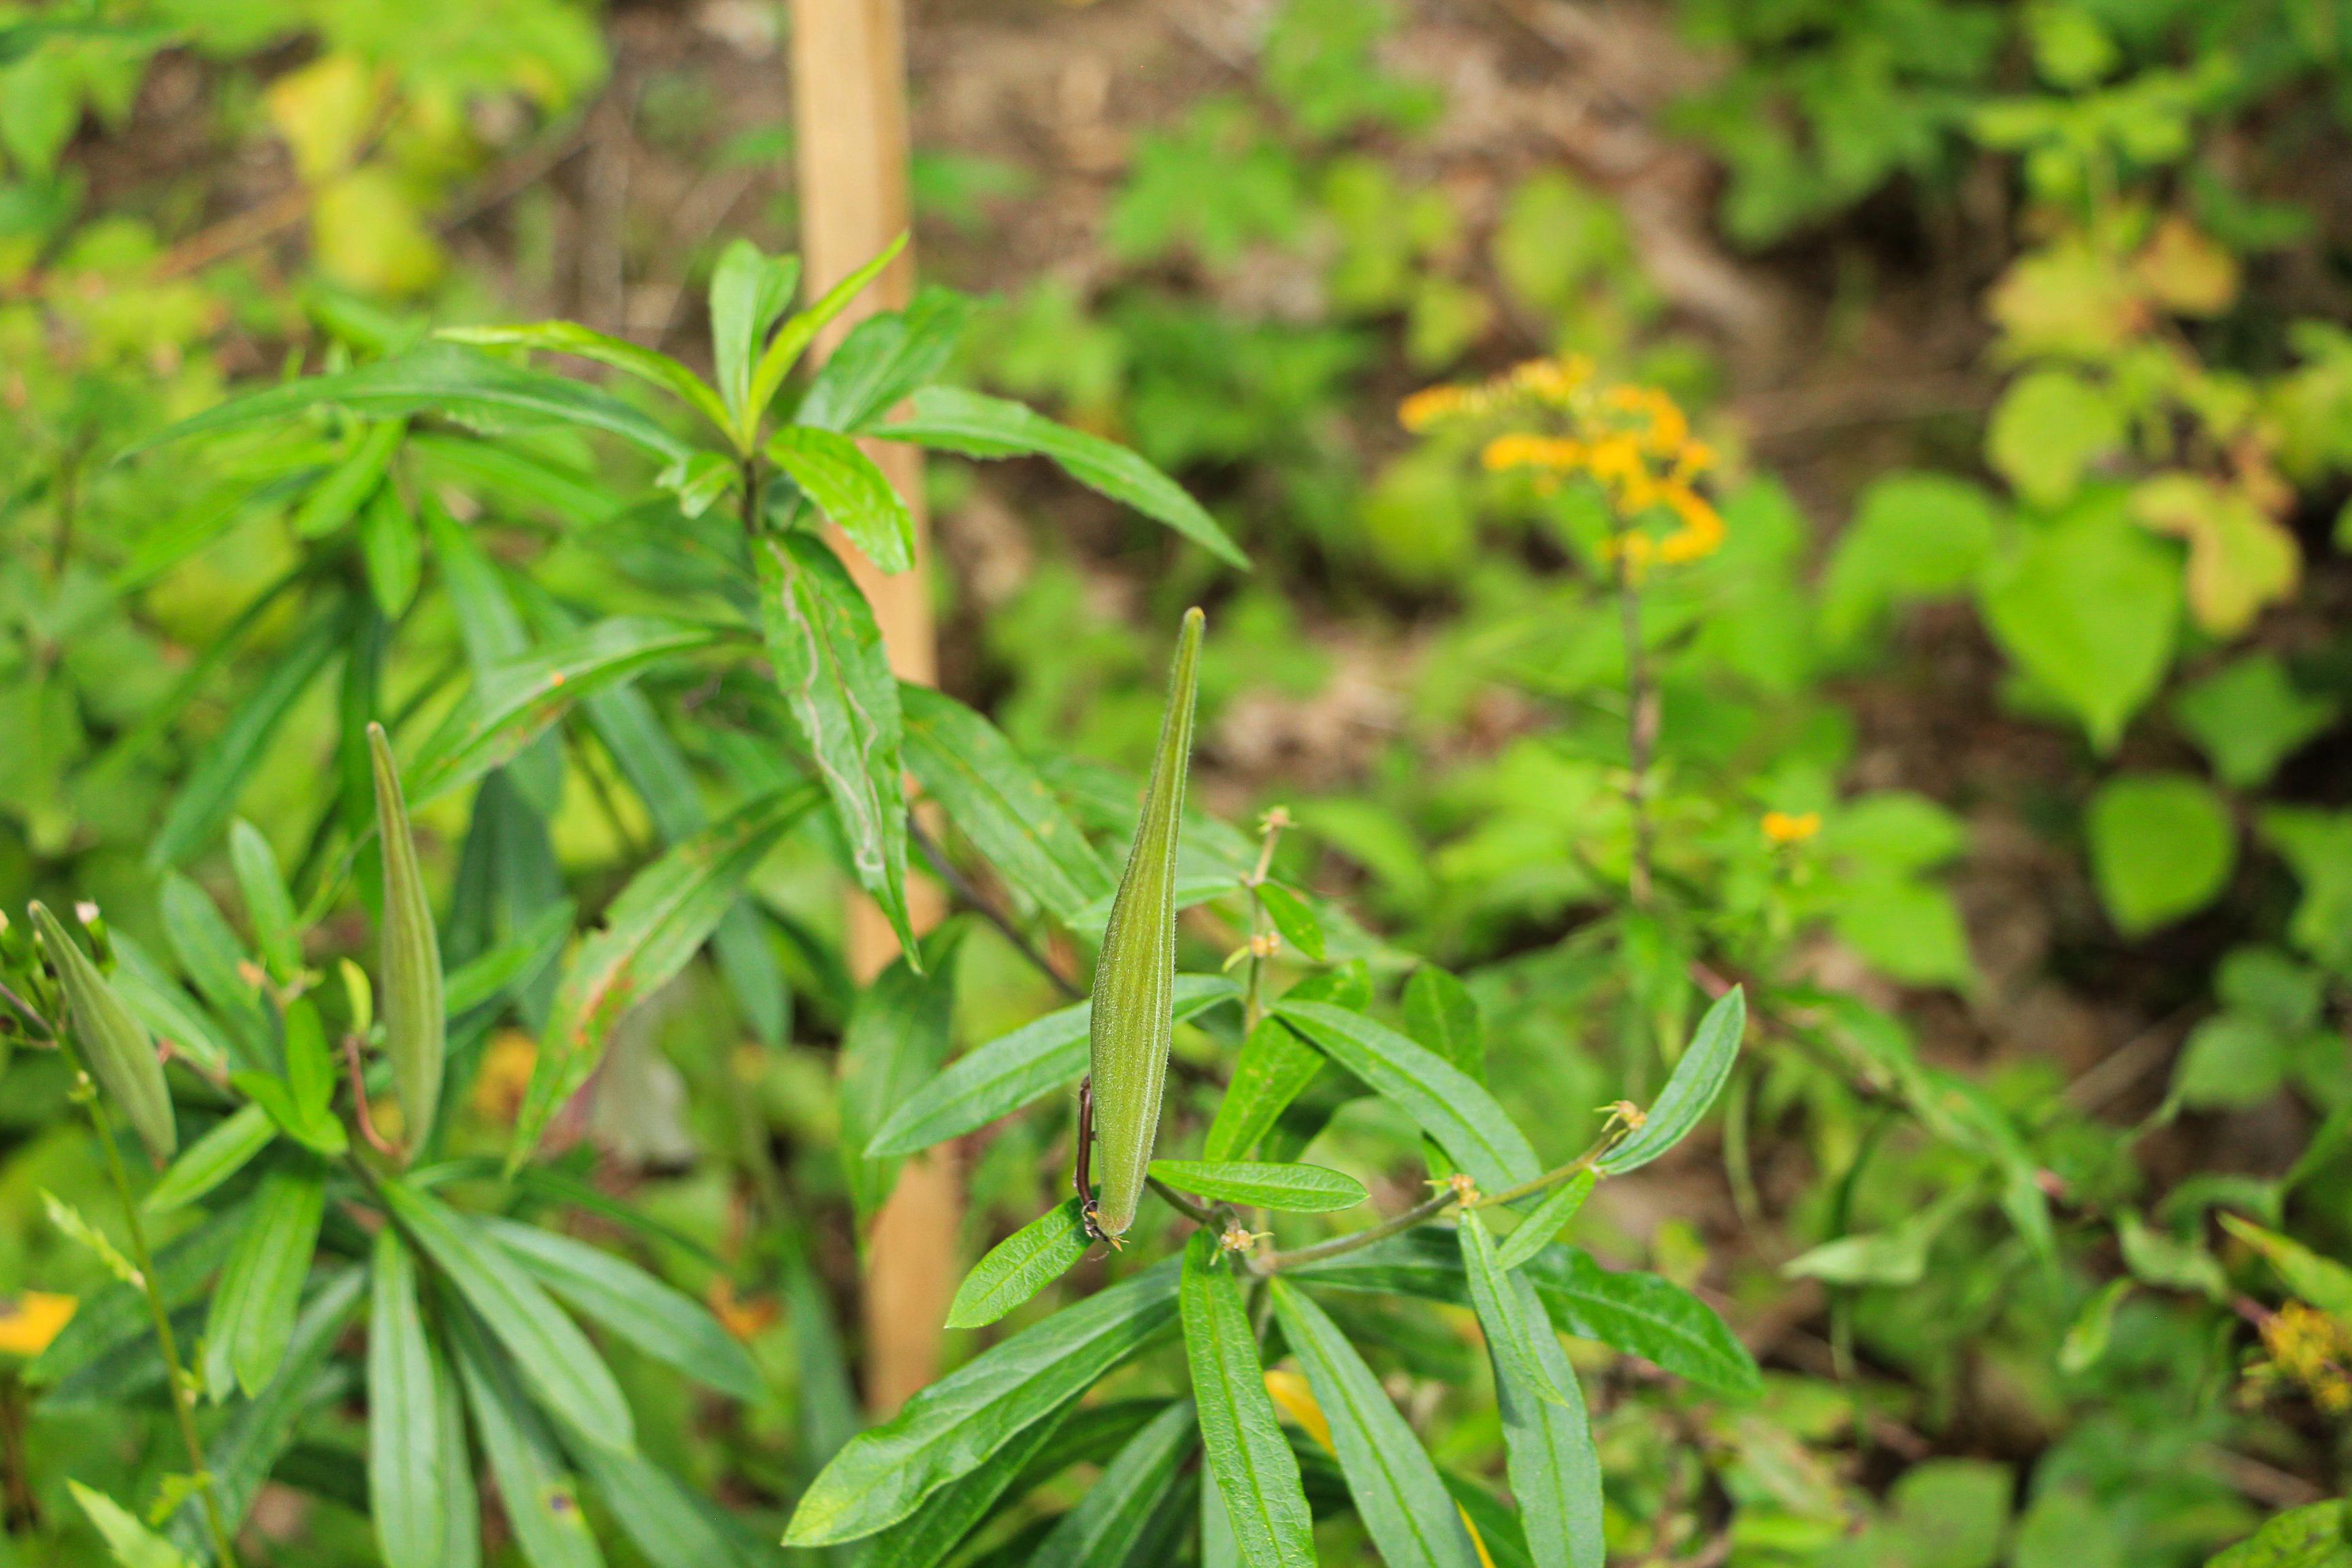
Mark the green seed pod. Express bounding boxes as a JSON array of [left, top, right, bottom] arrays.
[[1085, 607, 1205, 1240], [31, 902, 176, 1161], [368, 723, 445, 1158]]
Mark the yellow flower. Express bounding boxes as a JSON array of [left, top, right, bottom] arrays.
[[1762, 810, 1822, 846], [0, 1291, 78, 1357], [1263, 1367, 1333, 1450], [470, 1029, 538, 1124]]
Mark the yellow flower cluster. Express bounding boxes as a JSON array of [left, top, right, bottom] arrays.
[[1402, 359, 1724, 578], [2255, 1302, 2352, 1414], [1761, 810, 1823, 846]]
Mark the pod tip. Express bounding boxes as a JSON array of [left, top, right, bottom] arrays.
[[1181, 606, 1205, 630]]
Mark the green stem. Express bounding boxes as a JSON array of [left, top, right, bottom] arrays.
[[1254, 1185, 1459, 1273], [1147, 1175, 1220, 1228], [1615, 542, 1654, 909]]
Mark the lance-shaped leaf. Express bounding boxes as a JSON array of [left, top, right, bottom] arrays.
[[1599, 986, 1746, 1174], [509, 788, 815, 1170], [71, 1481, 196, 1568], [569, 1437, 764, 1568], [784, 1259, 1179, 1546], [125, 342, 696, 463], [144, 1104, 275, 1216], [754, 530, 917, 958], [868, 975, 1236, 1158], [1459, 1211, 1574, 1407], [1088, 608, 1206, 1239], [858, 1398, 1079, 1568], [1273, 1001, 1539, 1195], [1490, 1270, 1604, 1567], [228, 819, 302, 984], [1254, 883, 1324, 962], [291, 416, 406, 538], [1202, 1016, 1327, 1163], [1402, 966, 1484, 1082], [371, 723, 447, 1156], [109, 928, 236, 1078], [872, 387, 1247, 569], [1267, 1279, 1482, 1568], [1030, 1396, 1198, 1568], [838, 931, 965, 1222], [438, 321, 732, 437], [31, 1205, 242, 1390], [480, 1217, 761, 1401], [370, 1228, 461, 1568], [710, 240, 803, 433], [767, 425, 916, 572], [900, 683, 1111, 926], [31, 904, 176, 1162], [360, 476, 423, 617], [745, 234, 905, 427], [203, 1164, 325, 1399], [443, 898, 574, 1017], [378, 1178, 636, 1452], [403, 617, 728, 808], [445, 1303, 607, 1568], [945, 1197, 1093, 1329], [795, 287, 972, 434], [1494, 1169, 1597, 1272], [1181, 1234, 1314, 1568], [1152, 1160, 1367, 1213]]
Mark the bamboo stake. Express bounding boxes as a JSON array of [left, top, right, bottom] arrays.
[[789, 0, 960, 1418]]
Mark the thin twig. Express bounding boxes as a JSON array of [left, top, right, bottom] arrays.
[[1147, 1175, 1220, 1228], [0, 978, 52, 1041], [342, 1034, 400, 1159], [1616, 545, 1655, 907], [909, 818, 1083, 1000], [1253, 1185, 1460, 1273]]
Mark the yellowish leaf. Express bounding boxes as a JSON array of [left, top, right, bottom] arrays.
[[2136, 216, 2238, 317], [312, 165, 444, 295], [265, 53, 380, 183], [1988, 237, 2146, 359], [2132, 472, 2299, 634]]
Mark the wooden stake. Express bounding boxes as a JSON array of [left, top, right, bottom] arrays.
[[790, 0, 961, 1418]]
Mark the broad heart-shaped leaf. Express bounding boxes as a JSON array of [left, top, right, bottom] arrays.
[[1458, 1211, 1575, 1407], [946, 1197, 1094, 1329], [509, 787, 815, 1171], [1293, 1230, 1762, 1398], [148, 602, 346, 868], [1492, 1272, 1605, 1568], [480, 1217, 762, 1401], [1273, 1001, 1540, 1195], [2087, 772, 2236, 935], [839, 930, 966, 1222], [858, 1399, 1080, 1568], [404, 617, 729, 808], [794, 285, 973, 434], [1601, 985, 1746, 1175], [754, 529, 918, 958], [745, 234, 906, 430], [1181, 1234, 1315, 1568], [378, 1177, 636, 1453], [1494, 1168, 1596, 1272], [2176, 653, 2340, 791], [145, 1104, 276, 1216], [125, 342, 696, 463], [868, 974, 1239, 1158], [203, 1164, 325, 1399], [1267, 1279, 1482, 1568], [370, 1228, 461, 1568], [1203, 1015, 1328, 1163], [71, 1480, 197, 1568], [1150, 1160, 1367, 1213], [900, 683, 1113, 926], [444, 1301, 606, 1568], [1979, 489, 2181, 753], [1030, 1397, 1199, 1568], [872, 385, 1250, 570], [437, 321, 732, 438], [766, 425, 917, 572], [785, 1259, 1181, 1546]]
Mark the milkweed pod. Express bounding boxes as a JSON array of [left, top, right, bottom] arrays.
[[1085, 607, 1205, 1239], [31, 902, 176, 1161], [368, 723, 444, 1158]]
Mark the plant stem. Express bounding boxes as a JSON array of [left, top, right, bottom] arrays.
[[80, 1083, 241, 1567], [1147, 1175, 1220, 1228], [1616, 546, 1655, 909], [1241, 809, 1289, 1030], [909, 818, 1081, 1000], [1253, 1185, 1460, 1273]]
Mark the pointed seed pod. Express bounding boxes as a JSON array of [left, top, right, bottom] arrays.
[[1085, 607, 1205, 1239], [368, 723, 445, 1158], [31, 902, 176, 1161]]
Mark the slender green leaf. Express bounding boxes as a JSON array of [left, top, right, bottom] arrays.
[[404, 617, 729, 808], [1494, 1169, 1596, 1272], [872, 387, 1247, 569], [229, 819, 302, 983], [438, 321, 732, 436], [711, 240, 802, 431], [446, 1303, 607, 1568], [360, 484, 424, 616], [783, 1259, 1180, 1546], [840, 932, 965, 1220], [372, 721, 448, 1154], [859, 1399, 1079, 1568], [1446, 1475, 1537, 1568], [70, 1481, 197, 1568], [31, 1205, 242, 1389], [867, 975, 1235, 1158], [480, 1216, 761, 1401], [1600, 986, 1746, 1174], [410, 431, 621, 526], [31, 904, 176, 1162], [747, 234, 905, 426], [2221, 1216, 2352, 1324], [794, 286, 971, 434], [754, 529, 917, 956], [1274, 1001, 1540, 1194], [148, 604, 344, 867], [1402, 966, 1483, 1083], [379, 1177, 637, 1452], [1151, 1160, 1367, 1213], [570, 1437, 764, 1568], [110, 928, 236, 1078], [1030, 1397, 1197, 1568], [1203, 1016, 1326, 1164], [145, 1104, 275, 1216], [126, 343, 696, 463], [1181, 1233, 1314, 1568], [510, 788, 815, 1170], [154, 876, 271, 1069], [1256, 884, 1325, 962], [444, 898, 575, 1017], [370, 1228, 459, 1568], [945, 1197, 1093, 1330], [291, 416, 404, 538], [1267, 1279, 1481, 1568], [203, 1164, 325, 1399], [766, 425, 915, 572], [1458, 1211, 1573, 1406], [900, 683, 1111, 925]]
